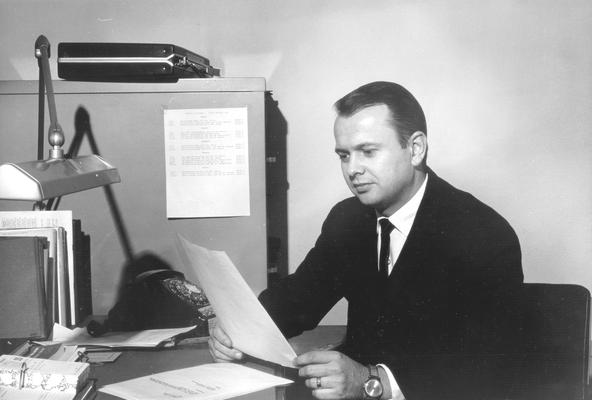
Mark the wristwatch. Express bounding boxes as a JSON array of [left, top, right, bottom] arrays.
[[363, 365, 383, 399]]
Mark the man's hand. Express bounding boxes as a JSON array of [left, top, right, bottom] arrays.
[[207, 323, 244, 362], [295, 350, 368, 399]]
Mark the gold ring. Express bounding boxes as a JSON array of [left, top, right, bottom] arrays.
[[316, 377, 322, 388]]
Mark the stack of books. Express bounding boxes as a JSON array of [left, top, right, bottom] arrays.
[[0, 211, 91, 340], [0, 354, 95, 399]]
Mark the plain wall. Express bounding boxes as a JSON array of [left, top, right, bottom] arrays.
[[0, 0, 590, 324]]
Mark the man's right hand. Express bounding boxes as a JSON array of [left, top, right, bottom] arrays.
[[208, 323, 244, 362]]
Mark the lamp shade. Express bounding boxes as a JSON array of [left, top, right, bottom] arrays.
[[0, 154, 120, 201]]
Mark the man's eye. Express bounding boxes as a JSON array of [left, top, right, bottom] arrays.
[[363, 149, 376, 157], [337, 153, 349, 160]]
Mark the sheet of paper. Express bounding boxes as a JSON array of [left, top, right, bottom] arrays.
[[177, 235, 297, 368], [49, 345, 80, 362], [164, 107, 250, 218], [10, 342, 79, 362], [0, 211, 75, 325], [99, 363, 292, 400], [0, 387, 74, 400], [84, 350, 121, 364], [49, 323, 196, 348]]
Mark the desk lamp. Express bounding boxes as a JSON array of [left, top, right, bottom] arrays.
[[0, 35, 120, 208]]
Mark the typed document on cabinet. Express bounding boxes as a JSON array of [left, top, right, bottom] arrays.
[[164, 108, 250, 218]]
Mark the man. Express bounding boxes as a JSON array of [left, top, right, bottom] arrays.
[[209, 82, 523, 399]]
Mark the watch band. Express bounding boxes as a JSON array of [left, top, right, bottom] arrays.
[[363, 364, 383, 399]]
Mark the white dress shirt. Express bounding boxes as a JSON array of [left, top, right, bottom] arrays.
[[376, 174, 428, 275], [375, 174, 428, 400]]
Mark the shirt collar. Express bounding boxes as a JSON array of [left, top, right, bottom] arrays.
[[377, 173, 428, 237]]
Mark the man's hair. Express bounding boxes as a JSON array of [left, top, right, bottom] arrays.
[[334, 81, 427, 148]]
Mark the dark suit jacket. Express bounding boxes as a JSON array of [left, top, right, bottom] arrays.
[[260, 170, 524, 399]]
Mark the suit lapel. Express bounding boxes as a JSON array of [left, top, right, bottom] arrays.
[[389, 169, 442, 278], [348, 204, 380, 280]]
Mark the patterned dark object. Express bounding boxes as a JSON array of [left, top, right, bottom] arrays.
[[88, 253, 214, 338], [161, 278, 214, 320]]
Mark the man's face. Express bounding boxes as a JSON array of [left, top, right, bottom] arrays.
[[334, 104, 418, 216]]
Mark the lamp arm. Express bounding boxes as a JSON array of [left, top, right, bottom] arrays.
[[37, 58, 45, 161], [35, 35, 64, 160]]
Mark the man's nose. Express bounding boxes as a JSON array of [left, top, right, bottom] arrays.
[[346, 154, 364, 178]]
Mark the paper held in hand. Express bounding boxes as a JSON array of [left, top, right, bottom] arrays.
[[177, 235, 298, 368]]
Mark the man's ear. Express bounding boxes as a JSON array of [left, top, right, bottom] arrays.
[[409, 131, 427, 167]]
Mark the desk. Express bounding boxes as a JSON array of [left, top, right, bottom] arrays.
[[93, 326, 346, 400]]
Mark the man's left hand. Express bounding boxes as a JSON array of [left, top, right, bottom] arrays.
[[295, 350, 367, 399]]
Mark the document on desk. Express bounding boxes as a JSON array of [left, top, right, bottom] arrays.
[[178, 235, 298, 368], [50, 323, 196, 348], [99, 363, 292, 400]]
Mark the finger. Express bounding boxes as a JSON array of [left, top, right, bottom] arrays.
[[305, 374, 342, 389], [208, 337, 233, 362], [210, 324, 233, 348], [208, 346, 230, 362], [305, 377, 321, 390], [311, 388, 337, 400], [214, 337, 244, 360], [208, 336, 243, 361], [209, 345, 240, 362], [298, 363, 329, 378], [208, 324, 243, 360], [304, 376, 335, 389], [295, 350, 339, 366]]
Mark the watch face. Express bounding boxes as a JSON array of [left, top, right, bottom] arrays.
[[364, 378, 383, 398]]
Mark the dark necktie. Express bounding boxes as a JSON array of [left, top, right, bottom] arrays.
[[379, 218, 395, 278]]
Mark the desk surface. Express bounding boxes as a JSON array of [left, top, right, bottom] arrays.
[[93, 326, 346, 400]]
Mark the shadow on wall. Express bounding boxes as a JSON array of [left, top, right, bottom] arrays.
[[61, 107, 179, 331], [265, 93, 289, 286], [74, 106, 213, 336]]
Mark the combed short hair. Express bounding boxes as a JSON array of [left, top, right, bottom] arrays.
[[334, 81, 427, 147]]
